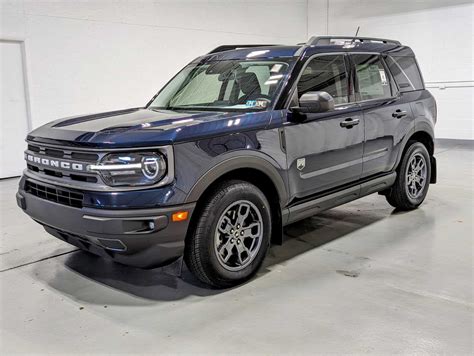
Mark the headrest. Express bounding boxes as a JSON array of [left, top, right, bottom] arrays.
[[236, 72, 261, 95]]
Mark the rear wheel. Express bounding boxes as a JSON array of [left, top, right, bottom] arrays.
[[386, 141, 431, 210], [185, 180, 271, 288]]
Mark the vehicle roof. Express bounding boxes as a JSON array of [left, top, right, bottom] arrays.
[[195, 46, 300, 62], [197, 39, 415, 62]]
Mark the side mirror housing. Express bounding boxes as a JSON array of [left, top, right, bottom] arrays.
[[290, 91, 335, 122]]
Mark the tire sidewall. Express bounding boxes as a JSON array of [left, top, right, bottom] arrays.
[[200, 182, 271, 283], [400, 142, 431, 206]]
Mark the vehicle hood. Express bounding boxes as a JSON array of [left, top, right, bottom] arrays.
[[27, 108, 273, 148]]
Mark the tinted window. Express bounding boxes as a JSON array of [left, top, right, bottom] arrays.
[[297, 55, 349, 105], [386, 56, 424, 92], [353, 54, 392, 101]]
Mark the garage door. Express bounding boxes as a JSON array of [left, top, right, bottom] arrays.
[[0, 40, 30, 178]]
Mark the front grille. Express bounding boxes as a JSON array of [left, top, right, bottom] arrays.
[[25, 180, 84, 208], [28, 144, 99, 162], [28, 144, 40, 153], [44, 148, 64, 158], [70, 151, 100, 162], [25, 143, 101, 185]]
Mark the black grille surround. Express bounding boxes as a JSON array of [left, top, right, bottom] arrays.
[[25, 180, 84, 208]]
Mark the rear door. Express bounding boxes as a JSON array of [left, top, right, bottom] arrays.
[[284, 54, 364, 200], [350, 53, 414, 178]]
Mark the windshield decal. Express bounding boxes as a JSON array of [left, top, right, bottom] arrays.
[[245, 100, 268, 108]]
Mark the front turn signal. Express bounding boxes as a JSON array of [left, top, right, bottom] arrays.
[[172, 211, 188, 222]]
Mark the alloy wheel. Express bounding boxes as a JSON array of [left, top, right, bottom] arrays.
[[405, 152, 427, 199], [214, 200, 263, 271]]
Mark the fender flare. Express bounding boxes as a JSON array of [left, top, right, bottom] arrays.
[[395, 125, 435, 169], [414, 120, 435, 145], [184, 154, 288, 208]]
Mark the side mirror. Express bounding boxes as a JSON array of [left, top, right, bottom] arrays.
[[290, 91, 335, 122]]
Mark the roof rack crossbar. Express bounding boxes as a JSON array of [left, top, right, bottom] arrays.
[[208, 44, 277, 54], [306, 36, 401, 46]]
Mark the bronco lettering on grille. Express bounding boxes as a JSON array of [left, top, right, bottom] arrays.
[[25, 153, 85, 171]]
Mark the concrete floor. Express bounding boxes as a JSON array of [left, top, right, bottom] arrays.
[[0, 140, 473, 354]]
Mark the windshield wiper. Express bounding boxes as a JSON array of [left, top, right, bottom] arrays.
[[166, 106, 203, 111], [148, 106, 199, 112]]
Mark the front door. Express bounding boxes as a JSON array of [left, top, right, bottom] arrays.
[[284, 54, 364, 201]]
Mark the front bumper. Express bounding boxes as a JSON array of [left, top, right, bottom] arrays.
[[17, 181, 195, 269]]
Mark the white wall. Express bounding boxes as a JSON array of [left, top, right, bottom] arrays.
[[0, 0, 307, 129], [0, 40, 30, 177], [1, 0, 472, 140], [308, 0, 474, 140]]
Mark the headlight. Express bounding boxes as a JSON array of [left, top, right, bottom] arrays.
[[89, 152, 167, 187]]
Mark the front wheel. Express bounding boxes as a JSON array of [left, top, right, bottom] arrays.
[[386, 141, 431, 210], [184, 180, 271, 288]]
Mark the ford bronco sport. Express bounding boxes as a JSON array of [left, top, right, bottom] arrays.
[[17, 36, 437, 288]]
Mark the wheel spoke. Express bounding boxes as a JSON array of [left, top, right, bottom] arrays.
[[218, 239, 233, 260], [218, 240, 230, 254], [236, 243, 250, 265], [223, 249, 233, 263], [236, 203, 251, 226], [218, 216, 233, 234], [242, 222, 261, 239], [416, 159, 424, 171]]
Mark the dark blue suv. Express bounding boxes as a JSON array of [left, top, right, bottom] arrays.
[[17, 36, 437, 288]]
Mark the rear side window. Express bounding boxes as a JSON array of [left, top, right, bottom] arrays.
[[385, 56, 424, 92], [352, 54, 392, 101]]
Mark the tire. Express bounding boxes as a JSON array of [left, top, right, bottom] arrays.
[[184, 180, 271, 288], [386, 141, 431, 210]]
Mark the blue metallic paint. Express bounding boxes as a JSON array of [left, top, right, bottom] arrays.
[[18, 40, 436, 270], [24, 42, 435, 211], [28, 109, 274, 148]]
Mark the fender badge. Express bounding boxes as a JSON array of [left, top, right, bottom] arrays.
[[297, 158, 305, 171]]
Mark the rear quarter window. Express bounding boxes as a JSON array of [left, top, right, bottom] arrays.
[[386, 56, 424, 92]]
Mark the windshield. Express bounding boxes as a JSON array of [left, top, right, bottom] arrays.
[[148, 59, 292, 112]]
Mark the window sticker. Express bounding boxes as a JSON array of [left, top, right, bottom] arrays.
[[379, 70, 388, 85], [246, 100, 268, 108], [357, 64, 385, 97]]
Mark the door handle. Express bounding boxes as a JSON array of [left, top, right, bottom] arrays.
[[340, 118, 360, 128], [392, 109, 408, 119]]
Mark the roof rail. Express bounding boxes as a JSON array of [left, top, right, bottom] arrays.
[[208, 44, 277, 54], [306, 36, 401, 46]]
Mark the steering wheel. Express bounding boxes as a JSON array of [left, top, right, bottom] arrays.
[[253, 95, 272, 101]]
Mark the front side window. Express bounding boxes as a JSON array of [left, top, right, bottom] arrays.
[[148, 59, 292, 112], [297, 55, 349, 105], [352, 54, 392, 101]]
